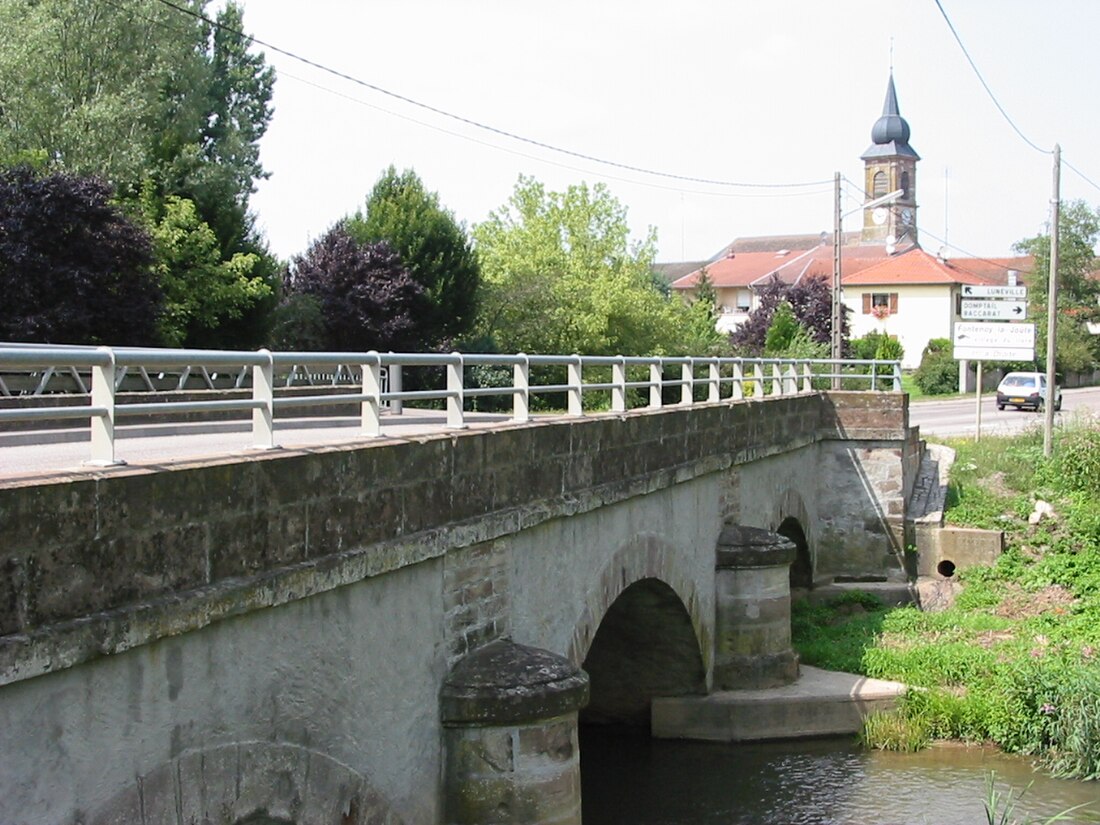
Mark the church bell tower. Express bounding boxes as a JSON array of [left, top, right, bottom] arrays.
[[861, 73, 919, 248]]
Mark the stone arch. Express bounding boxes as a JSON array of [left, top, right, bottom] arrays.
[[90, 742, 406, 825], [773, 488, 814, 590], [568, 534, 708, 727]]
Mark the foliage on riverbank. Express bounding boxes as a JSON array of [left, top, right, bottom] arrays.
[[792, 415, 1100, 779]]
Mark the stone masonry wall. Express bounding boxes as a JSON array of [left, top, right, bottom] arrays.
[[0, 391, 909, 686]]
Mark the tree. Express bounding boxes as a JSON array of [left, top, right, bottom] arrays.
[[284, 223, 428, 352], [347, 167, 479, 347], [1015, 200, 1100, 373], [474, 176, 705, 356], [0, 166, 161, 344], [154, 3, 275, 256], [730, 274, 843, 356], [0, 0, 279, 346], [142, 191, 272, 347], [0, 0, 199, 186]]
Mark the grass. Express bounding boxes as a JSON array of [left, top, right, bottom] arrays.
[[792, 414, 1100, 779]]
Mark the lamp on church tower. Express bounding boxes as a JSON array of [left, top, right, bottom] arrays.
[[861, 73, 919, 248]]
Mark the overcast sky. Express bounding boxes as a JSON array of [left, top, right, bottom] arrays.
[[237, 0, 1100, 265]]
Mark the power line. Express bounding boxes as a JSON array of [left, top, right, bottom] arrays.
[[147, 0, 833, 192], [1064, 158, 1100, 196], [273, 68, 835, 201], [932, 0, 1050, 156]]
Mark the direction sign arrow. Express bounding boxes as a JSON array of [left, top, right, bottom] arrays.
[[961, 284, 1028, 299], [961, 299, 1028, 320]]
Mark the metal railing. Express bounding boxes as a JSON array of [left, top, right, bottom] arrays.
[[0, 344, 901, 466]]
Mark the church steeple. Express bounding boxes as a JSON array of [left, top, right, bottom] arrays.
[[861, 73, 920, 248]]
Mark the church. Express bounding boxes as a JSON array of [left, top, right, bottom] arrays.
[[664, 74, 1032, 370]]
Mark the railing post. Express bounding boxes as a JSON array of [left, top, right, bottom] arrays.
[[251, 348, 276, 450], [87, 346, 120, 466], [732, 361, 744, 401], [681, 360, 693, 405], [649, 361, 663, 409], [708, 360, 721, 403], [567, 355, 583, 416], [871, 361, 879, 392], [802, 363, 812, 393], [893, 362, 902, 392], [514, 354, 530, 423], [388, 354, 403, 415], [784, 363, 797, 395], [447, 352, 467, 429], [611, 356, 626, 413], [753, 363, 764, 399], [361, 351, 382, 437], [771, 363, 782, 396]]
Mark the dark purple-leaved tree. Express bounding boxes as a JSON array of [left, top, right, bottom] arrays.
[[0, 166, 162, 344], [729, 274, 846, 355], [283, 222, 429, 352]]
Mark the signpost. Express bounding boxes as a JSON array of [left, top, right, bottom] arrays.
[[953, 321, 1035, 361], [960, 299, 1027, 320], [961, 284, 1028, 299], [953, 290, 1033, 441]]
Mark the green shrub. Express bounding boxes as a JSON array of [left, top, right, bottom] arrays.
[[1052, 424, 1100, 495], [913, 337, 957, 394]]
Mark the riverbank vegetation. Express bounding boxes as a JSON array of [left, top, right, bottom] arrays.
[[792, 415, 1100, 779]]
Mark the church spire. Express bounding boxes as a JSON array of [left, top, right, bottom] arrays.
[[861, 73, 919, 247], [863, 73, 918, 160]]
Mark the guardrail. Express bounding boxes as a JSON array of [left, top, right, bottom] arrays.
[[0, 344, 901, 466]]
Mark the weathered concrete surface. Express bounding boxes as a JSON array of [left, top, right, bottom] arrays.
[[713, 525, 799, 690], [0, 391, 915, 823], [0, 559, 445, 824], [650, 665, 908, 742], [917, 526, 1004, 577], [442, 641, 587, 825]]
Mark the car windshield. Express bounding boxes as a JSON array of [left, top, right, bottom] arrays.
[[1002, 375, 1037, 388]]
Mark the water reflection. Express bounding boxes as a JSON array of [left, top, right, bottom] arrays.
[[580, 728, 1099, 825]]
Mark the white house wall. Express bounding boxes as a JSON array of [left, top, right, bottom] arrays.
[[844, 285, 956, 370]]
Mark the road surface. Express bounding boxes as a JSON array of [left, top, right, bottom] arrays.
[[908, 386, 1100, 439]]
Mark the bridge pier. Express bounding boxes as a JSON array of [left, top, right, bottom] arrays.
[[441, 640, 590, 825], [713, 524, 799, 690]]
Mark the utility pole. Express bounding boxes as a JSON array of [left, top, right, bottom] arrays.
[[831, 172, 842, 389], [1044, 145, 1060, 457]]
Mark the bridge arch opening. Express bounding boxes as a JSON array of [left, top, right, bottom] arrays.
[[778, 516, 813, 591], [580, 577, 706, 728]]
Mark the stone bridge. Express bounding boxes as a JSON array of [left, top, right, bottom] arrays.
[[0, 391, 919, 824]]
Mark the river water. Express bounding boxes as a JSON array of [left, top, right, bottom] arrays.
[[581, 729, 1100, 824]]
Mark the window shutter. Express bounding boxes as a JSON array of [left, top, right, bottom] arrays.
[[862, 294, 871, 314], [889, 293, 899, 314]]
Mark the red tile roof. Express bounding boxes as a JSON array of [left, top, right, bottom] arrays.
[[841, 248, 999, 286], [670, 241, 1037, 292], [671, 244, 893, 290]]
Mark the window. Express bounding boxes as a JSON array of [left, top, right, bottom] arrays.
[[736, 289, 752, 311], [862, 292, 898, 315], [872, 171, 888, 198]]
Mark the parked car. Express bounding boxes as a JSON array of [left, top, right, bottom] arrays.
[[995, 371, 1062, 412]]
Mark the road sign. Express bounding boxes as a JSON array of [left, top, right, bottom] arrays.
[[953, 322, 1035, 361], [954, 346, 1033, 361], [961, 284, 1028, 299], [961, 299, 1028, 320]]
